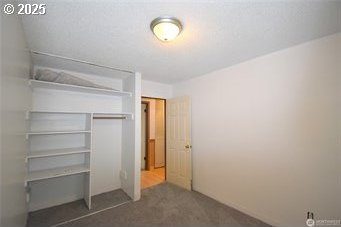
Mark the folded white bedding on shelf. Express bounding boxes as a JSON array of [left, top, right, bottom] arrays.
[[35, 69, 118, 91]]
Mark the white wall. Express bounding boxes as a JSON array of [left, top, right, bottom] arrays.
[[337, 38, 341, 207], [173, 33, 341, 227], [91, 119, 122, 195], [142, 80, 172, 99], [1, 13, 32, 227], [0, 27, 2, 227]]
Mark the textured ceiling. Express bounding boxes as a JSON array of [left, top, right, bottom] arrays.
[[20, 0, 341, 84]]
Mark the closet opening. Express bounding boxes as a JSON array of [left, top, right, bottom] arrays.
[[141, 97, 166, 189]]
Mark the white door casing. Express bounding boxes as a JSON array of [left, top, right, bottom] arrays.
[[155, 100, 165, 168], [141, 104, 147, 170], [166, 96, 192, 190]]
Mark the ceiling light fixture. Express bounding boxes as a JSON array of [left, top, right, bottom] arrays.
[[150, 17, 182, 42]]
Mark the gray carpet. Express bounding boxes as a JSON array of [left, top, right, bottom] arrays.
[[27, 189, 131, 227], [30, 183, 272, 227]]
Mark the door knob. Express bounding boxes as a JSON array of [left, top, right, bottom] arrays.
[[185, 145, 192, 149]]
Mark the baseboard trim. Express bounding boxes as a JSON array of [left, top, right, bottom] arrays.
[[193, 187, 282, 227]]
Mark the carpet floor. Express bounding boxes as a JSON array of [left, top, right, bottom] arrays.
[[28, 183, 272, 227], [27, 189, 131, 227]]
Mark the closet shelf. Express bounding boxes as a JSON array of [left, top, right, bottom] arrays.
[[27, 147, 91, 160], [26, 164, 90, 183], [26, 111, 134, 119], [29, 79, 132, 97], [28, 111, 92, 115], [27, 130, 91, 137]]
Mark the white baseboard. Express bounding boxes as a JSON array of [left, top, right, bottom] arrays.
[[193, 186, 282, 227]]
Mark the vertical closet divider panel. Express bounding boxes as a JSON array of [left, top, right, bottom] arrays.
[[84, 113, 93, 208], [121, 72, 141, 201]]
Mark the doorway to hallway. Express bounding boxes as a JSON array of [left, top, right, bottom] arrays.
[[141, 97, 166, 189]]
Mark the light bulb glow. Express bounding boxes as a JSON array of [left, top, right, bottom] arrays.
[[151, 17, 182, 42]]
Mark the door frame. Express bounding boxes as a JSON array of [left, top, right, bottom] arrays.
[[141, 96, 167, 178], [141, 101, 150, 170]]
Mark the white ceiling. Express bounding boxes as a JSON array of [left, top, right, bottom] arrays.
[[21, 0, 341, 84]]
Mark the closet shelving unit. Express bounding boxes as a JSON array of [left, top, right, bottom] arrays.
[[26, 51, 141, 212], [25, 111, 93, 162], [26, 111, 93, 209]]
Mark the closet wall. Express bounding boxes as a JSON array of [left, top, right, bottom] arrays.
[[1, 13, 32, 227]]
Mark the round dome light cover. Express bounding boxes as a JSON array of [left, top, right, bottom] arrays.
[[150, 17, 182, 42]]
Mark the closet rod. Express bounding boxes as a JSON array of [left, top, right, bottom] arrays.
[[93, 116, 127, 120], [31, 51, 134, 74]]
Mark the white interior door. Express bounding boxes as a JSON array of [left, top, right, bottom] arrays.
[[141, 104, 147, 170], [166, 96, 192, 190]]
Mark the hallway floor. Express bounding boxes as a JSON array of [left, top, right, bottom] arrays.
[[141, 167, 165, 189]]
